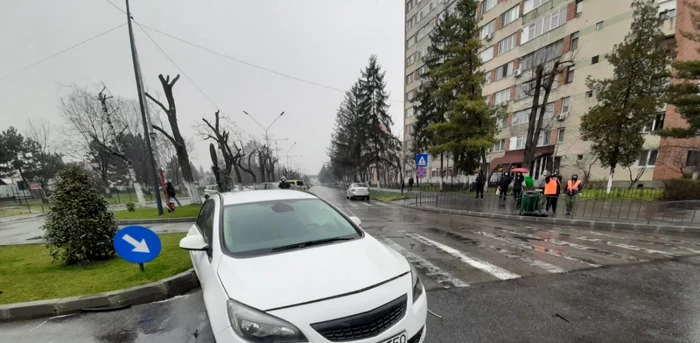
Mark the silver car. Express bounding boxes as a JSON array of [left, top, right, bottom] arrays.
[[346, 183, 370, 200]]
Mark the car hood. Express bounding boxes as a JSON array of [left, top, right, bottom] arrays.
[[217, 234, 408, 311]]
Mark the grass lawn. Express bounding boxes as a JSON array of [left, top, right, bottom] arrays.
[[0, 233, 192, 305], [114, 203, 201, 219], [371, 191, 410, 202]]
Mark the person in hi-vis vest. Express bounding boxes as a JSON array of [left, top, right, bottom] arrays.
[[544, 172, 562, 214], [565, 174, 583, 215]]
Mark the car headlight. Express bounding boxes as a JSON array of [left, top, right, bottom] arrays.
[[227, 300, 307, 343], [408, 260, 423, 302]]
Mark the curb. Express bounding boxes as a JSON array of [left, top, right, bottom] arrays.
[[117, 217, 196, 225], [0, 268, 199, 322], [399, 204, 700, 236], [0, 214, 46, 224]]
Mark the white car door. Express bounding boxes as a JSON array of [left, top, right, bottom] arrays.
[[191, 199, 217, 290]]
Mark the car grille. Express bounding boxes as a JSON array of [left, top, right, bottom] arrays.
[[408, 326, 424, 343], [310, 294, 407, 342]]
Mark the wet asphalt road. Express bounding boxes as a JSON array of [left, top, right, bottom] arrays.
[[3, 186, 700, 342]]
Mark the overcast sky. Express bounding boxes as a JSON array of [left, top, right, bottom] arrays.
[[0, 0, 404, 175]]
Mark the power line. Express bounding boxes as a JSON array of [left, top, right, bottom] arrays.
[[0, 23, 126, 82]]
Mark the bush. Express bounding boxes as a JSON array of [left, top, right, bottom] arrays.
[[125, 201, 136, 212], [43, 166, 118, 265], [662, 180, 700, 201]]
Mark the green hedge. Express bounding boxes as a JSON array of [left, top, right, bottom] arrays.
[[663, 180, 700, 201]]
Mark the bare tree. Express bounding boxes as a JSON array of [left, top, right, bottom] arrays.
[[573, 153, 598, 186], [199, 110, 238, 191], [145, 74, 201, 204]]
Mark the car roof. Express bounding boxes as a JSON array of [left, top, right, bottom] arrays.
[[219, 189, 316, 205]]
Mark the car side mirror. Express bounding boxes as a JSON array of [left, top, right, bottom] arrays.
[[180, 233, 209, 251], [349, 216, 362, 226]]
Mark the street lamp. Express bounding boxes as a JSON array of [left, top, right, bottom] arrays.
[[243, 110, 285, 143]]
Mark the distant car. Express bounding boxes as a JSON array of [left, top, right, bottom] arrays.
[[254, 182, 280, 190], [346, 182, 370, 200], [179, 190, 427, 343], [287, 180, 307, 190], [203, 185, 219, 199]]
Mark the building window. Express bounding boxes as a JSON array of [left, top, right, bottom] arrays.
[[481, 20, 496, 39], [407, 15, 417, 31], [405, 124, 415, 135], [407, 73, 414, 84], [407, 90, 415, 101], [510, 136, 526, 150], [498, 34, 517, 55], [686, 151, 700, 167], [419, 64, 430, 76], [495, 61, 515, 81], [596, 21, 604, 30], [407, 35, 416, 48], [570, 32, 579, 50], [661, 9, 676, 19], [642, 112, 665, 133], [418, 45, 429, 61], [501, 6, 520, 27], [516, 81, 533, 100], [494, 88, 511, 105], [586, 90, 593, 98], [406, 107, 415, 117], [566, 66, 575, 83], [557, 128, 565, 143], [479, 46, 494, 62], [417, 21, 436, 41], [562, 97, 571, 113], [537, 131, 550, 146], [519, 40, 564, 71], [577, 154, 584, 161], [482, 0, 497, 14], [576, 0, 583, 15], [544, 102, 555, 118], [497, 115, 507, 129], [492, 139, 506, 152], [407, 54, 416, 66], [521, 7, 568, 44], [407, 0, 414, 12], [592, 55, 599, 64], [524, 0, 551, 14], [512, 109, 530, 125], [638, 149, 658, 167]]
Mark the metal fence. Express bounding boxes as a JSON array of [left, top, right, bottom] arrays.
[[406, 189, 700, 226], [0, 187, 47, 218]]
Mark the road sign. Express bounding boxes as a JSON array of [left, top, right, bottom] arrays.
[[416, 153, 428, 167], [114, 225, 162, 264], [416, 166, 427, 179]]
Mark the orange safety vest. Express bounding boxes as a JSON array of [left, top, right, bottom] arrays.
[[544, 177, 560, 195], [567, 180, 582, 192]]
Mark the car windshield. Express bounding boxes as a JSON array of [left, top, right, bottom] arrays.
[[351, 183, 368, 188], [296, 181, 304, 186], [222, 199, 362, 257]]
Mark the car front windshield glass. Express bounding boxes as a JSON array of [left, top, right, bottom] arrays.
[[222, 199, 362, 256], [352, 183, 368, 188]]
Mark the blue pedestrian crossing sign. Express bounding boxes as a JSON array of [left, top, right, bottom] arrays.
[[416, 153, 429, 167], [114, 225, 162, 264]]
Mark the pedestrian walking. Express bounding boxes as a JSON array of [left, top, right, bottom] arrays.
[[565, 174, 583, 215], [166, 181, 181, 207], [400, 178, 405, 195], [544, 172, 562, 214], [475, 170, 486, 200], [498, 172, 512, 202], [279, 176, 291, 189], [513, 172, 524, 208], [408, 177, 414, 192]]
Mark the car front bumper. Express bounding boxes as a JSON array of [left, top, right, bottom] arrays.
[[214, 275, 427, 343]]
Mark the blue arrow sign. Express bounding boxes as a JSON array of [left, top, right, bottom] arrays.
[[416, 153, 428, 167], [114, 225, 162, 264]]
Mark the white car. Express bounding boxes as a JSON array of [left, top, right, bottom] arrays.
[[346, 183, 370, 201], [204, 185, 219, 199], [179, 190, 427, 343]]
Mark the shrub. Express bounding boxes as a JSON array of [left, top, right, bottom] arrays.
[[125, 201, 136, 212], [662, 179, 700, 201], [43, 166, 117, 265]]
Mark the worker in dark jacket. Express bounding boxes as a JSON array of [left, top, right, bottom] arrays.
[[475, 170, 486, 200], [166, 181, 181, 206], [565, 174, 583, 215], [544, 172, 562, 214], [498, 172, 512, 202], [513, 172, 525, 208]]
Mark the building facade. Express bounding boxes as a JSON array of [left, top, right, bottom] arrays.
[[403, 0, 698, 186]]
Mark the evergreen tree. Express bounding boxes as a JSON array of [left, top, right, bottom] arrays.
[[660, 2, 700, 178], [416, 0, 496, 174], [580, 0, 672, 192]]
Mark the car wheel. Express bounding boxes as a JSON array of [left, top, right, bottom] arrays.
[[366, 196, 370, 201]]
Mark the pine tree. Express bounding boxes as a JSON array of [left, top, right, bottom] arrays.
[[417, 0, 497, 175], [660, 2, 700, 178], [580, 0, 672, 193]]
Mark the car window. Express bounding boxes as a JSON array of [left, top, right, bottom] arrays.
[[221, 199, 362, 257], [196, 200, 216, 243], [351, 183, 368, 188], [296, 181, 304, 186]]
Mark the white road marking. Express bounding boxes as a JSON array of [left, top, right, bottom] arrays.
[[408, 233, 521, 280], [374, 201, 390, 207], [380, 238, 469, 288], [489, 245, 566, 273], [359, 202, 372, 207], [23, 320, 47, 336], [348, 203, 359, 207]]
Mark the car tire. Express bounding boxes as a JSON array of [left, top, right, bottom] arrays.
[[366, 196, 370, 201]]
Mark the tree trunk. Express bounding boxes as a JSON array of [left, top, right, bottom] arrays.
[[692, 171, 699, 180], [439, 153, 444, 191], [607, 167, 615, 194]]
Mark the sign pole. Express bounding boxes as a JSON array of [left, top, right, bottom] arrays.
[[139, 263, 145, 272]]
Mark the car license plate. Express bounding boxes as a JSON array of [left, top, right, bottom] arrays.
[[379, 331, 407, 343]]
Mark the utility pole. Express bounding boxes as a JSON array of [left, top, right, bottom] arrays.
[[125, 0, 163, 215]]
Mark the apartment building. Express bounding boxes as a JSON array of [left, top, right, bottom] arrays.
[[403, 0, 698, 185]]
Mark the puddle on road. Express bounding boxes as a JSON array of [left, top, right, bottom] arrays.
[[427, 227, 480, 245]]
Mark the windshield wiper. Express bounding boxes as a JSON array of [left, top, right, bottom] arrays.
[[271, 236, 355, 252]]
